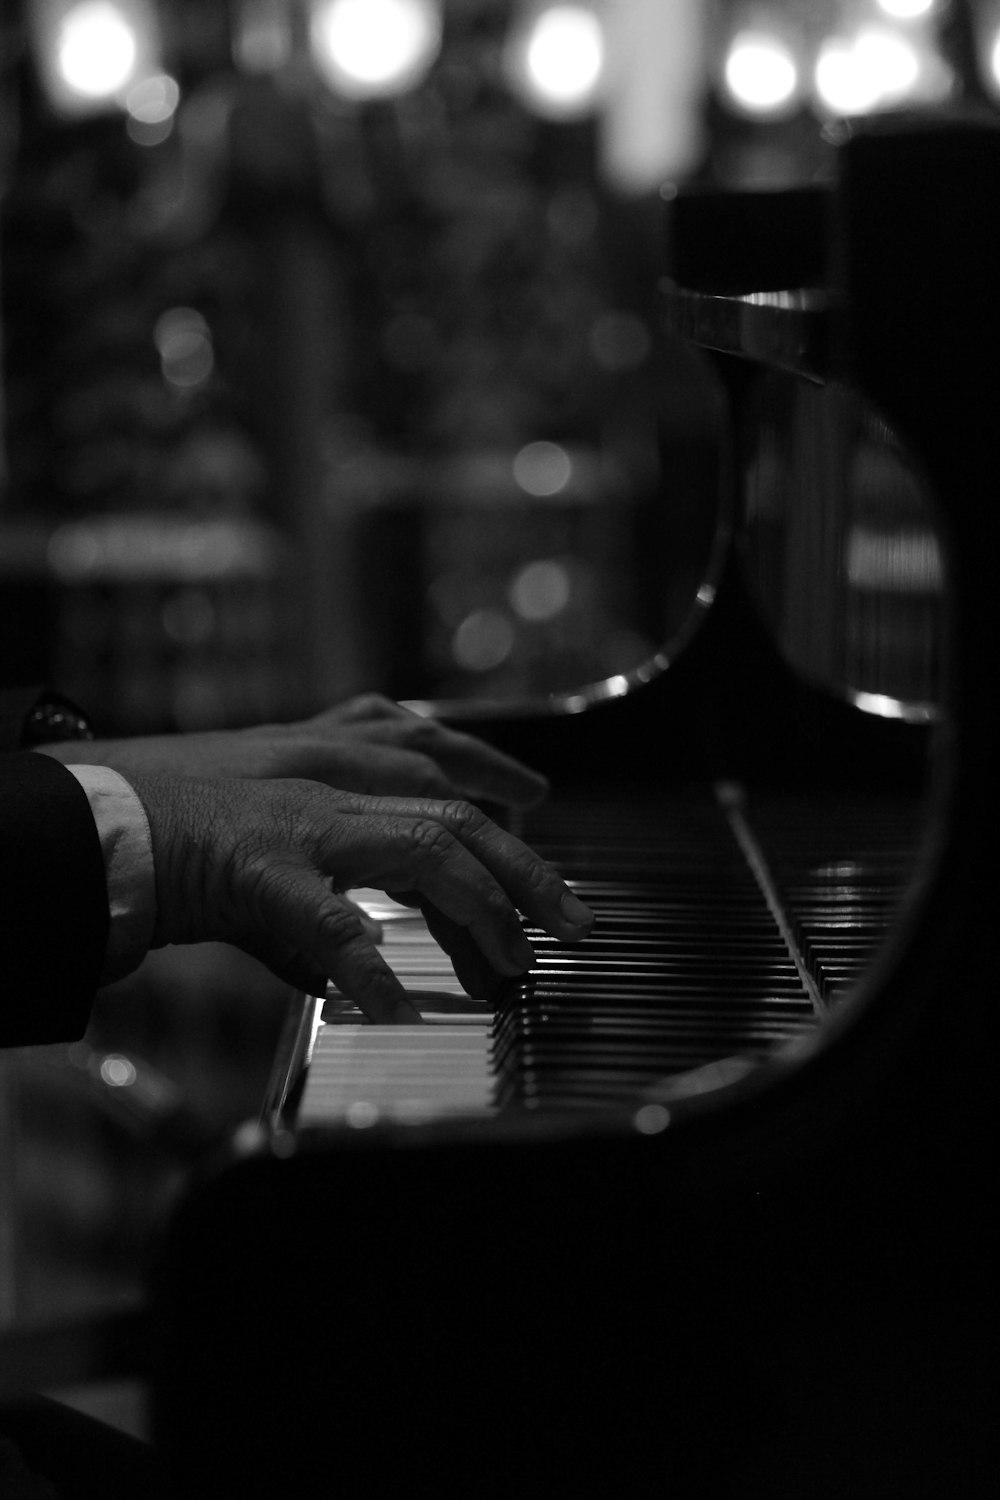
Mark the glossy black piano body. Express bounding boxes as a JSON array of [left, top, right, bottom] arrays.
[[150, 113, 1000, 1496]]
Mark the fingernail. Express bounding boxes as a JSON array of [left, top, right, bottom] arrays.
[[560, 891, 594, 932]]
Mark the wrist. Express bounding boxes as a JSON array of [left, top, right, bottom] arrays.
[[129, 772, 212, 949]]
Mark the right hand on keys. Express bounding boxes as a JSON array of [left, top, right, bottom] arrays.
[[132, 775, 595, 1022]]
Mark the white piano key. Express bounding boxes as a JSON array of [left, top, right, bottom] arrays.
[[298, 1024, 494, 1124], [298, 890, 496, 1124]]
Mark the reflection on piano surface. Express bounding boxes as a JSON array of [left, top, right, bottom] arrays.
[[744, 377, 946, 717], [151, 111, 1000, 1498]]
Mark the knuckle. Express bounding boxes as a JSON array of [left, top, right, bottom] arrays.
[[234, 843, 270, 893], [353, 692, 395, 718], [408, 817, 455, 862], [316, 900, 367, 950], [521, 852, 559, 893], [439, 798, 485, 835]]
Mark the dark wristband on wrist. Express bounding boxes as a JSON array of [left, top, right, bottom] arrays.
[[20, 691, 95, 747]]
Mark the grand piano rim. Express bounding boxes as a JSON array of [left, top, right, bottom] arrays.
[[260, 107, 998, 1191]]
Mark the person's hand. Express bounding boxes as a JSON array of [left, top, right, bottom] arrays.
[[36, 694, 548, 808], [132, 774, 594, 1021]]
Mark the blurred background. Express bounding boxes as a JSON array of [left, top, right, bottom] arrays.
[[0, 0, 994, 1430]]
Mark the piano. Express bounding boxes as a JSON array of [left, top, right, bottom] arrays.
[[149, 111, 1000, 1496]]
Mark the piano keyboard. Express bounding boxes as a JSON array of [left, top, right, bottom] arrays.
[[296, 895, 496, 1126], [293, 786, 921, 1128]]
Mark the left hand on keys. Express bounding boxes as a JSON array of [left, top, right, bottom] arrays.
[[35, 692, 550, 809]]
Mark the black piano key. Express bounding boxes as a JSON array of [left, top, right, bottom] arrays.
[[487, 787, 920, 1111]]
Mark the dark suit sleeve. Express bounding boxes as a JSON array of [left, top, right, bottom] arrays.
[[0, 686, 44, 751], [1, 752, 110, 1047]]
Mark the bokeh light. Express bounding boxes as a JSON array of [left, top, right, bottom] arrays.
[[125, 70, 179, 144], [512, 441, 573, 498], [814, 27, 922, 114], [505, 4, 605, 120], [875, 0, 935, 18], [125, 71, 178, 123], [99, 1054, 138, 1088], [154, 308, 215, 392], [29, 0, 162, 116], [56, 2, 138, 99], [508, 559, 572, 621], [309, 0, 442, 100], [451, 609, 515, 672], [722, 30, 799, 116], [991, 26, 1000, 93]]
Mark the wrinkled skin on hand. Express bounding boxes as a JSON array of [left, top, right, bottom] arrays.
[[37, 694, 549, 809], [133, 775, 594, 1022]]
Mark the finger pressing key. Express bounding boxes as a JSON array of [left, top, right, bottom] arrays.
[[327, 794, 595, 956], [424, 799, 595, 942], [264, 865, 423, 1024]]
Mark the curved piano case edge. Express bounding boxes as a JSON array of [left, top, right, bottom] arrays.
[[146, 113, 1000, 1497]]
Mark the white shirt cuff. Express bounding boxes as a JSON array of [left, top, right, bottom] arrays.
[[67, 764, 157, 985]]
